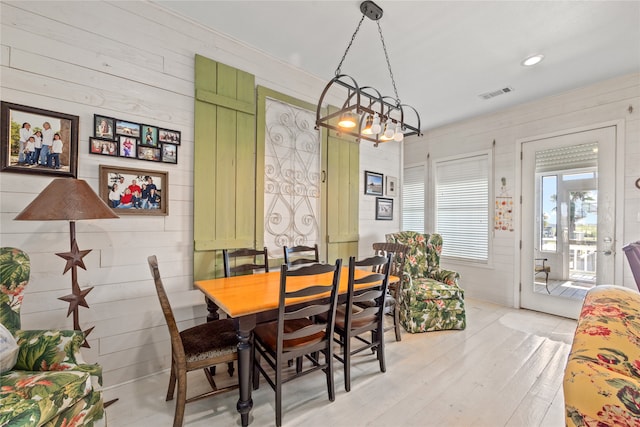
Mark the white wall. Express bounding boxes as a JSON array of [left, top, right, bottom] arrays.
[[0, 1, 400, 387], [405, 73, 640, 307]]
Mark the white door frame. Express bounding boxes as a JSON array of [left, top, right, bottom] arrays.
[[513, 120, 625, 310]]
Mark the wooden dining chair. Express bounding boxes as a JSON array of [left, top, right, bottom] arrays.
[[331, 254, 392, 392], [148, 255, 239, 427], [283, 243, 319, 267], [252, 260, 342, 427], [623, 241, 640, 290], [371, 242, 409, 341], [223, 247, 269, 277]]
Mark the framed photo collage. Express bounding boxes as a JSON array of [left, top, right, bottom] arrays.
[[90, 114, 180, 164]]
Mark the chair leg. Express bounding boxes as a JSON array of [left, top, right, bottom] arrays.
[[227, 361, 235, 377], [166, 361, 177, 401], [252, 351, 261, 390], [203, 367, 218, 391], [275, 368, 283, 427], [393, 303, 402, 341], [326, 347, 335, 402], [173, 366, 187, 427], [378, 330, 386, 373], [343, 335, 351, 392], [545, 272, 550, 294]]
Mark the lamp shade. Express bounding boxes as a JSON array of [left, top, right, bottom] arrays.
[[15, 178, 118, 221]]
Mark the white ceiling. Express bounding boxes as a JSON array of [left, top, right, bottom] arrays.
[[155, 1, 640, 131]]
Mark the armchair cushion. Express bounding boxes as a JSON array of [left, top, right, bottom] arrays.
[[14, 330, 84, 372]]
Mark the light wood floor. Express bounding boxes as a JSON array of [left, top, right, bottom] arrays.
[[103, 298, 577, 426]]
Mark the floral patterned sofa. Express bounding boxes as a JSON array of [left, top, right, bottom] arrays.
[[564, 285, 640, 427], [385, 232, 466, 333], [0, 247, 106, 427]]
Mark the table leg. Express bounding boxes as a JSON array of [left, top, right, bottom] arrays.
[[236, 316, 256, 427], [205, 297, 220, 322]]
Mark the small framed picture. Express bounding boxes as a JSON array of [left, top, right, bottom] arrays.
[[137, 145, 161, 162], [161, 143, 178, 164], [99, 165, 168, 216], [89, 137, 118, 157], [115, 119, 141, 138], [119, 136, 138, 158], [386, 175, 398, 197], [159, 128, 181, 145], [94, 115, 115, 140], [376, 197, 393, 220], [141, 124, 159, 147], [364, 170, 383, 196]]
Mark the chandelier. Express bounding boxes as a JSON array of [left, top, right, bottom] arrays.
[[315, 0, 422, 147]]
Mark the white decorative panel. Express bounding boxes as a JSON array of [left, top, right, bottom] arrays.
[[264, 98, 320, 258]]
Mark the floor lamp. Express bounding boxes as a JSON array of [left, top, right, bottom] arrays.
[[14, 178, 118, 348]]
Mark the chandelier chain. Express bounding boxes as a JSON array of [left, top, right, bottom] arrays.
[[377, 21, 400, 105], [334, 14, 366, 76]]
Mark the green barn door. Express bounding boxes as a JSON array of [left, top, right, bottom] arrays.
[[326, 106, 360, 262], [193, 55, 256, 280]]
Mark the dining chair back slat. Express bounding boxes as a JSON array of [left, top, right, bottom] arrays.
[[223, 247, 269, 277], [283, 244, 320, 267]]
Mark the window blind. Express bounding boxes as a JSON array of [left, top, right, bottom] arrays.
[[402, 164, 425, 233], [435, 154, 489, 262]]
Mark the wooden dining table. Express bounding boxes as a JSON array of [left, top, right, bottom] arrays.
[[195, 266, 398, 426]]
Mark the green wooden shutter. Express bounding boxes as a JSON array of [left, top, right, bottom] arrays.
[[193, 55, 256, 280], [326, 106, 360, 262]]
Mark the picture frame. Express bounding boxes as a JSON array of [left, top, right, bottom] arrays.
[[141, 124, 159, 147], [99, 165, 168, 216], [364, 170, 383, 196], [161, 143, 178, 164], [1, 101, 79, 178], [137, 145, 161, 162], [375, 197, 393, 220], [89, 137, 118, 157], [94, 114, 115, 140], [118, 136, 138, 158], [158, 128, 181, 145], [115, 119, 141, 138], [386, 175, 398, 197]]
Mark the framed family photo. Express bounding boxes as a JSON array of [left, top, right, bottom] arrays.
[[0, 101, 79, 177], [99, 165, 168, 216], [137, 146, 161, 162], [89, 137, 118, 157], [375, 197, 393, 220], [141, 124, 158, 147], [115, 119, 141, 138], [161, 144, 178, 164], [159, 128, 181, 145], [119, 136, 138, 158], [364, 170, 383, 196]]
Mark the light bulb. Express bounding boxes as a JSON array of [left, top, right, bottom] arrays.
[[371, 114, 382, 134], [393, 124, 404, 142], [361, 115, 374, 135], [338, 111, 357, 129], [383, 122, 395, 139]]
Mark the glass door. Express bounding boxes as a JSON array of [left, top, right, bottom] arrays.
[[521, 126, 616, 319]]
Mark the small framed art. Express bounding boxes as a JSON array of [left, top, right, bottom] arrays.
[[386, 175, 398, 196], [364, 170, 383, 196], [375, 197, 393, 220], [115, 119, 141, 138], [138, 145, 161, 162], [94, 115, 115, 140], [159, 128, 181, 145], [119, 136, 138, 158], [99, 165, 168, 216], [141, 124, 159, 147], [161, 143, 178, 164]]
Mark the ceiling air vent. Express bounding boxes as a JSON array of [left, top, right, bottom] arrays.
[[478, 86, 514, 100]]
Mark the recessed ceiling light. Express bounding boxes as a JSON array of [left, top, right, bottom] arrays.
[[521, 54, 545, 67]]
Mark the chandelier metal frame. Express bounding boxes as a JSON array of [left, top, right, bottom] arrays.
[[315, 0, 422, 146]]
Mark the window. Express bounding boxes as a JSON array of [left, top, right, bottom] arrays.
[[434, 153, 489, 262], [402, 164, 425, 233]]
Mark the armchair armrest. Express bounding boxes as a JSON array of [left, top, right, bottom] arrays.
[[428, 268, 460, 287]]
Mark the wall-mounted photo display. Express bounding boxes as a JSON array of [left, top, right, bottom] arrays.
[[364, 170, 384, 196], [1, 102, 79, 178], [115, 119, 141, 138], [138, 145, 161, 162], [100, 165, 168, 216], [159, 128, 181, 145], [375, 197, 393, 220], [89, 137, 118, 157], [161, 143, 178, 164], [119, 136, 138, 158], [141, 124, 158, 147], [94, 115, 115, 140]]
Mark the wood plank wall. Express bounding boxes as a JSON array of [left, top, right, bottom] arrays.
[[0, 1, 402, 387], [405, 73, 640, 307]]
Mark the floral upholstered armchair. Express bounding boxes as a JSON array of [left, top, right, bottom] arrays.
[[0, 247, 106, 427], [385, 232, 466, 333]]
